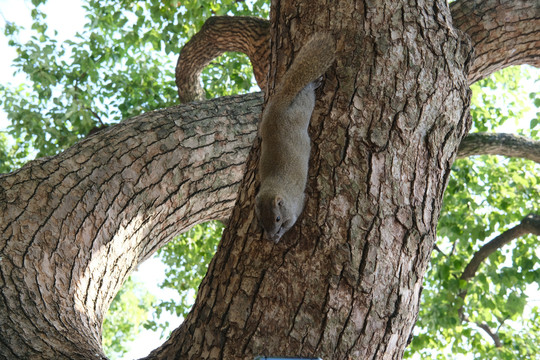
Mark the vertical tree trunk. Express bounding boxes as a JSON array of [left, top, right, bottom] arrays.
[[147, 0, 473, 359]]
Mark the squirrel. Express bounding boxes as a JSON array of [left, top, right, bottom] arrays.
[[255, 33, 335, 242]]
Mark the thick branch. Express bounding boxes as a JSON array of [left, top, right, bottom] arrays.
[[457, 133, 540, 163], [0, 93, 260, 359], [176, 16, 270, 103], [450, 0, 540, 84]]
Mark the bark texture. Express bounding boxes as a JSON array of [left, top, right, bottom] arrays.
[[0, 94, 259, 359], [148, 0, 473, 358], [174, 0, 540, 103], [176, 17, 270, 103], [451, 0, 540, 84]]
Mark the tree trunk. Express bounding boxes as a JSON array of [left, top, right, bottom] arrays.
[[147, 0, 473, 358], [0, 0, 538, 359]]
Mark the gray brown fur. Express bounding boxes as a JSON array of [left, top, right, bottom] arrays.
[[255, 33, 335, 242]]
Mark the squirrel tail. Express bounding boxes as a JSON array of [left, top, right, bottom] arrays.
[[273, 33, 335, 107]]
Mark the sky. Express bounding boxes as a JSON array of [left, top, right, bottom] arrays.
[[0, 1, 538, 359]]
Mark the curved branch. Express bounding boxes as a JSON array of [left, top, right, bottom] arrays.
[[457, 133, 540, 163], [450, 0, 540, 84], [0, 93, 260, 359], [176, 16, 270, 103], [175, 3, 538, 100]]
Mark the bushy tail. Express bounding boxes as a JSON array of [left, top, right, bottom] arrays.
[[273, 33, 335, 107]]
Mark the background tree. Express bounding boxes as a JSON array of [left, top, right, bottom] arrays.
[[2, 0, 538, 360]]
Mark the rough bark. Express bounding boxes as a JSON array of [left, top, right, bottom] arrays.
[[0, 94, 259, 359], [147, 0, 473, 358], [176, 17, 270, 103], [450, 0, 540, 84]]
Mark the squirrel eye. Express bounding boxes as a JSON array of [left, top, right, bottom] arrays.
[[275, 216, 281, 222]]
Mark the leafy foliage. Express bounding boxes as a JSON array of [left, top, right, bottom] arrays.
[[102, 277, 156, 359]]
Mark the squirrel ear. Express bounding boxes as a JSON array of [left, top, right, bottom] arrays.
[[274, 196, 284, 207]]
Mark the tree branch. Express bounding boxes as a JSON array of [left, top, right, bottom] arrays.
[[175, 2, 539, 102], [175, 16, 270, 103], [476, 321, 503, 348], [455, 213, 540, 347], [450, 0, 540, 84], [0, 93, 260, 359], [458, 312, 504, 348], [460, 213, 540, 282], [457, 133, 540, 163]]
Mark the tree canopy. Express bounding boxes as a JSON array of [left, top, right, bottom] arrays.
[[0, 1, 538, 359]]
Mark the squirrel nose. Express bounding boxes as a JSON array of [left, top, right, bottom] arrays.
[[263, 231, 281, 243]]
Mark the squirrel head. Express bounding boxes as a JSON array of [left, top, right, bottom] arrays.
[[255, 192, 297, 243]]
